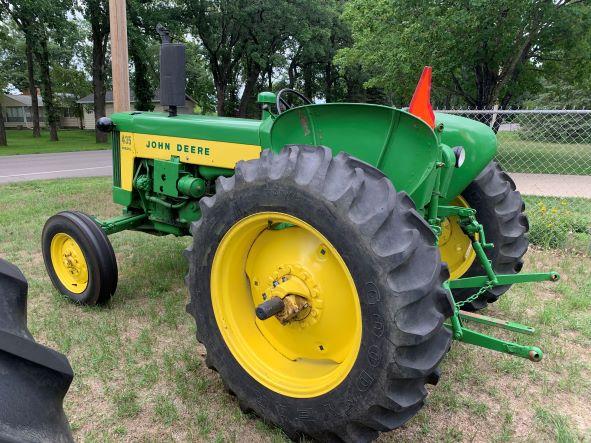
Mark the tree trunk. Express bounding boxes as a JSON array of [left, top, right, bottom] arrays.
[[36, 36, 58, 141], [0, 102, 7, 146], [238, 64, 260, 118], [92, 30, 107, 143], [324, 63, 334, 102], [215, 83, 226, 116], [303, 64, 313, 100], [24, 33, 40, 137]]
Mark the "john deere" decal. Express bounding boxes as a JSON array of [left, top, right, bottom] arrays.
[[117, 131, 261, 191]]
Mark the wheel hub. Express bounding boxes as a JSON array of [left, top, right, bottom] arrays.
[[50, 233, 88, 294], [257, 264, 322, 327]]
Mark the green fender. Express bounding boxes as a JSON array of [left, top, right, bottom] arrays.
[[435, 112, 498, 202], [261, 104, 498, 209], [260, 103, 440, 209]]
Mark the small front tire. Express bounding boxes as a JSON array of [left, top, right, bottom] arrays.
[[42, 211, 117, 305]]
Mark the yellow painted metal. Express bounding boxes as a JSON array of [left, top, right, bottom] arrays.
[[439, 196, 476, 280], [118, 132, 261, 191], [211, 212, 362, 398], [50, 233, 88, 294]]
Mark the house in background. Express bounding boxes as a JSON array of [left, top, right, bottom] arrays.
[[77, 89, 196, 129], [0, 93, 81, 129]]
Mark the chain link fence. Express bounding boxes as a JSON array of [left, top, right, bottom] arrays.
[[438, 109, 591, 255]]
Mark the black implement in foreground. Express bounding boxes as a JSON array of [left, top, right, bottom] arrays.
[[0, 259, 74, 443]]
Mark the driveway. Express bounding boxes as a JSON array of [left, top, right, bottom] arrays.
[[0, 150, 111, 184]]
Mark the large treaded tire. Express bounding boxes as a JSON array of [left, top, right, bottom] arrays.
[[185, 146, 454, 442], [452, 161, 529, 310]]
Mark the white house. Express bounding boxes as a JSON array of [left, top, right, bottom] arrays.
[[0, 94, 80, 129], [77, 89, 196, 129]]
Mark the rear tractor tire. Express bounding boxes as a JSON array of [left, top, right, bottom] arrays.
[[185, 146, 454, 441], [440, 161, 529, 310], [42, 211, 117, 305]]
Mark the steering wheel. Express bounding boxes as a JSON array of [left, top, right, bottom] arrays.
[[275, 88, 312, 114]]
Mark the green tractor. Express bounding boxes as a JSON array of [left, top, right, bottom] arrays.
[[41, 34, 558, 441]]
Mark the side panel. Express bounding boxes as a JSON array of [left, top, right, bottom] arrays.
[[435, 112, 497, 201], [117, 132, 261, 191]]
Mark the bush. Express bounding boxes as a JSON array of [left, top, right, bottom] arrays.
[[527, 199, 590, 251]]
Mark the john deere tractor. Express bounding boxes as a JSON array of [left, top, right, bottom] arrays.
[[41, 32, 558, 441]]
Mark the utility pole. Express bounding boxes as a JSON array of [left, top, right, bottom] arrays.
[[108, 0, 130, 112]]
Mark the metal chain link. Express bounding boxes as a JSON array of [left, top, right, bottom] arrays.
[[455, 282, 493, 309]]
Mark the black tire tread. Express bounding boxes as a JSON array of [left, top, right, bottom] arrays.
[[185, 146, 453, 442], [453, 161, 529, 310]]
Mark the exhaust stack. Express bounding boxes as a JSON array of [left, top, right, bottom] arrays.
[[157, 24, 186, 117]]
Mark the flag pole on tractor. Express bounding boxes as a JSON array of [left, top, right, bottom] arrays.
[[108, 0, 130, 112]]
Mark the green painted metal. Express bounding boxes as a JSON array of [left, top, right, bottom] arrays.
[[257, 91, 276, 105], [260, 104, 442, 209], [197, 165, 234, 180], [110, 112, 261, 145], [153, 158, 181, 197], [96, 213, 148, 235], [450, 324, 543, 361], [435, 112, 498, 202], [112, 186, 133, 206], [459, 310, 535, 335], [177, 175, 206, 198], [449, 271, 560, 289]]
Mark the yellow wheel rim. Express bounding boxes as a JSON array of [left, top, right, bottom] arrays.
[[439, 196, 477, 280], [211, 212, 362, 398], [50, 233, 89, 294]]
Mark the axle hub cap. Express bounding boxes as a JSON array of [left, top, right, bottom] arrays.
[[50, 233, 88, 293]]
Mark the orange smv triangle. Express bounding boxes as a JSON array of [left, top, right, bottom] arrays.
[[409, 66, 435, 129]]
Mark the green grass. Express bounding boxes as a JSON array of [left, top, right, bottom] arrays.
[[523, 196, 591, 254], [0, 129, 108, 156], [0, 177, 589, 441], [496, 131, 591, 175]]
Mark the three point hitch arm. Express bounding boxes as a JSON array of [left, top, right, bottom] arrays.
[[437, 204, 559, 362]]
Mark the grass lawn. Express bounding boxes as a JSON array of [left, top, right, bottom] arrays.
[[496, 132, 591, 176], [0, 177, 590, 442], [0, 129, 109, 156]]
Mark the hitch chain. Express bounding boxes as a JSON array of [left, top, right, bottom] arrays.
[[454, 282, 493, 309]]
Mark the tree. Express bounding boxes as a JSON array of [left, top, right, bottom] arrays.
[[0, 1, 42, 136], [339, 0, 591, 113], [2, 0, 73, 141], [185, 41, 215, 114], [80, 0, 110, 142], [182, 0, 248, 116], [0, 21, 11, 146]]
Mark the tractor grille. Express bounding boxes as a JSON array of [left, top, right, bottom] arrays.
[[112, 131, 121, 187]]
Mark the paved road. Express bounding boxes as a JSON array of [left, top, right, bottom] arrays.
[[0, 150, 590, 198], [0, 150, 111, 184], [511, 173, 591, 199]]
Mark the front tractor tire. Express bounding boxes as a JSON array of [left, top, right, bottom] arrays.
[[185, 146, 454, 441], [42, 211, 117, 305]]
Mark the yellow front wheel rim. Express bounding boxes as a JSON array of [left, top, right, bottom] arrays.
[[439, 196, 477, 280], [211, 212, 362, 398], [50, 233, 89, 294]]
